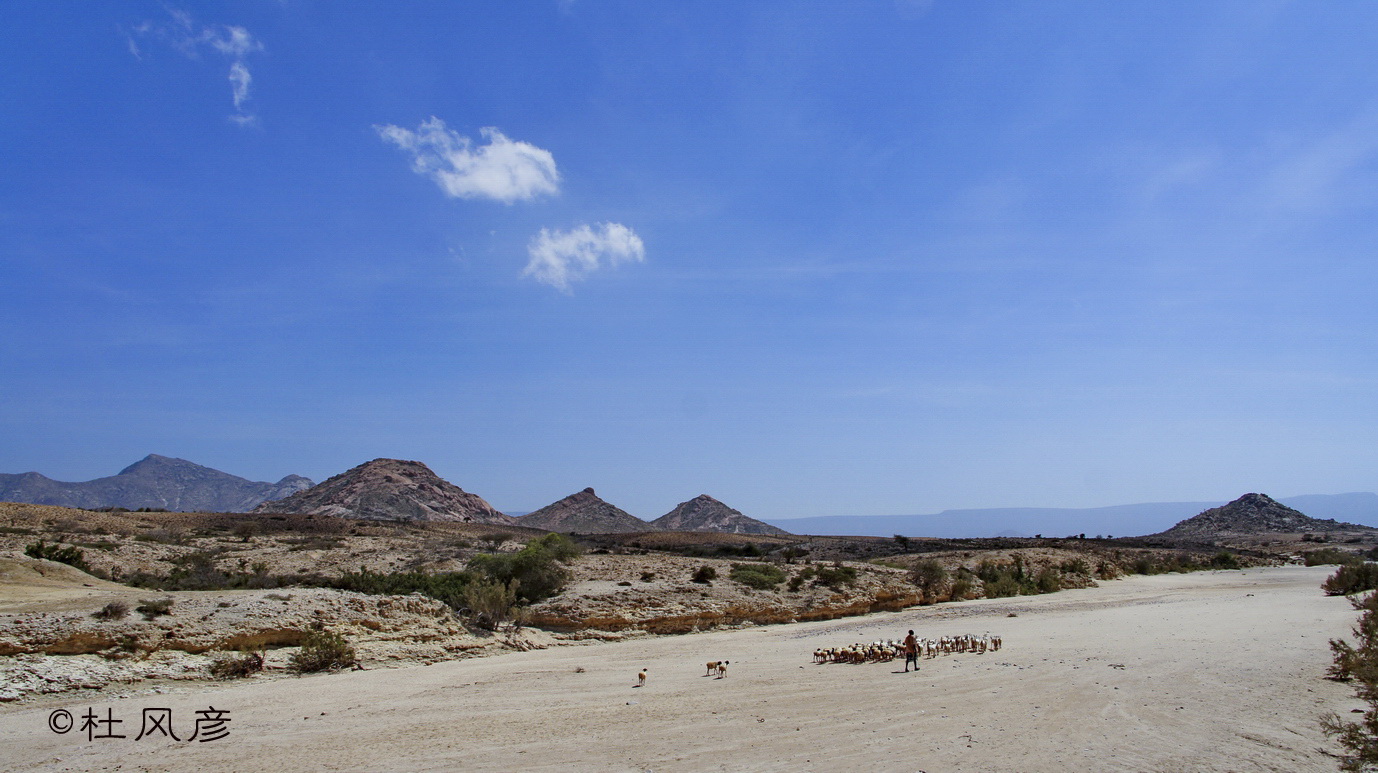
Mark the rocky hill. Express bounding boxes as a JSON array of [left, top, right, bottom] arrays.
[[649, 494, 790, 535], [518, 488, 652, 533], [1155, 493, 1377, 540], [253, 458, 515, 524], [0, 455, 312, 512]]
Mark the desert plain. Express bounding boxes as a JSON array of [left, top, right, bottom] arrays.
[[0, 564, 1359, 772]]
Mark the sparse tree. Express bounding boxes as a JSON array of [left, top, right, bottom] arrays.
[[1323, 591, 1378, 770], [910, 559, 947, 604]]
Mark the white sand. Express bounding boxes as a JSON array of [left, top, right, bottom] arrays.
[[0, 565, 1361, 772]]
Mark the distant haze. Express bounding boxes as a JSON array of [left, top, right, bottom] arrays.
[[762, 493, 1378, 539]]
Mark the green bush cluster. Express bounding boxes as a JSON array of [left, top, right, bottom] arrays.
[[729, 562, 786, 590], [290, 628, 357, 673], [692, 565, 718, 584], [330, 568, 475, 610], [909, 559, 948, 603], [24, 540, 92, 573], [809, 564, 857, 589], [467, 533, 579, 604], [1126, 550, 1243, 574], [1305, 549, 1364, 567], [462, 578, 521, 630], [1326, 564, 1378, 597]]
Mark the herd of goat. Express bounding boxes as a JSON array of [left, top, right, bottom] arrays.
[[813, 633, 1003, 665]]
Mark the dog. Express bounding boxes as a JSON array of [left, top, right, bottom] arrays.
[[705, 660, 729, 676]]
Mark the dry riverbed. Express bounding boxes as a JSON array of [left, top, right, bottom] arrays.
[[0, 565, 1359, 772]]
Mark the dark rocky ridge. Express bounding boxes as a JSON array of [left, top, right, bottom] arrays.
[[650, 494, 791, 536], [1156, 492, 1377, 539], [0, 455, 312, 512], [253, 458, 515, 525], [518, 488, 652, 533]]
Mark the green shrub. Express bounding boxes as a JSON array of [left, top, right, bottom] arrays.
[[463, 578, 519, 629], [692, 565, 717, 584], [1326, 564, 1378, 596], [24, 540, 91, 573], [787, 575, 805, 592], [1059, 558, 1091, 575], [982, 575, 1022, 598], [468, 533, 578, 603], [331, 568, 474, 609], [1210, 551, 1241, 570], [1306, 549, 1363, 567], [812, 564, 857, 589], [729, 562, 786, 590], [1034, 567, 1062, 594], [949, 577, 973, 601], [910, 559, 948, 603], [290, 628, 356, 673]]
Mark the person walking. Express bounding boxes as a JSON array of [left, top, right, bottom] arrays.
[[903, 630, 919, 672]]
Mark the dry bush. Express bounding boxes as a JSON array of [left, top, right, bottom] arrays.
[[210, 650, 265, 679], [92, 601, 129, 621], [135, 598, 174, 620]]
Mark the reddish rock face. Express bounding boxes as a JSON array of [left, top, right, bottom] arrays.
[[650, 494, 791, 536], [254, 458, 514, 524]]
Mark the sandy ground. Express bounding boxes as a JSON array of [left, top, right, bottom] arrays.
[[0, 565, 1361, 773]]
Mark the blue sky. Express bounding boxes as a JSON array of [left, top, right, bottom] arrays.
[[3, 0, 1377, 520]]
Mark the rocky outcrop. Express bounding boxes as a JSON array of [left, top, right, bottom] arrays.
[[649, 495, 790, 535], [0, 455, 312, 513], [1156, 493, 1377, 540], [254, 459, 515, 524], [518, 488, 652, 534]]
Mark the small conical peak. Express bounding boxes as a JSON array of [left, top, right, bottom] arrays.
[[118, 454, 195, 475], [582, 487, 596, 495]]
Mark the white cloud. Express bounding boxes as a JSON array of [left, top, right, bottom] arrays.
[[130, 8, 263, 126], [523, 223, 646, 292], [228, 61, 252, 111], [376, 118, 560, 203], [208, 26, 259, 58]]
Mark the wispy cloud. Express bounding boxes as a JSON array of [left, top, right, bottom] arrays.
[[524, 223, 646, 292], [128, 8, 263, 126], [375, 118, 560, 203]]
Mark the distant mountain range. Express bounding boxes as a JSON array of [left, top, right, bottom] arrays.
[[0, 454, 312, 513], [763, 492, 1378, 539], [5, 455, 1373, 540]]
